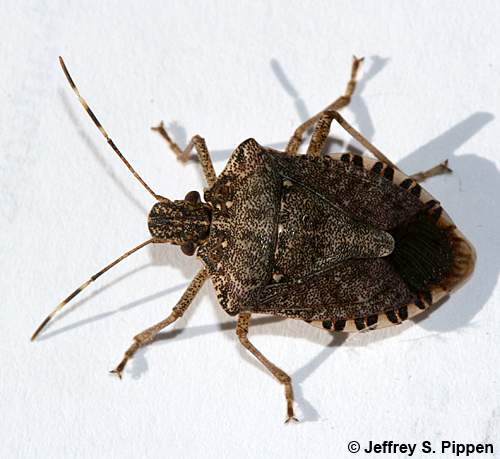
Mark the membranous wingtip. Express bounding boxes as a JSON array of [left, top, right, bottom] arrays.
[[31, 315, 52, 341]]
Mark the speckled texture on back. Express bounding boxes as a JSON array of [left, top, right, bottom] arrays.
[[257, 258, 414, 321], [266, 150, 425, 230], [198, 139, 470, 328], [197, 139, 281, 314], [272, 173, 394, 282]]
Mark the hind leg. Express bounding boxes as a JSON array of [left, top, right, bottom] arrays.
[[411, 160, 452, 182], [285, 56, 364, 156]]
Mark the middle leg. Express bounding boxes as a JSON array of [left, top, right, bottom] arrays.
[[307, 110, 453, 182], [306, 109, 399, 168], [236, 312, 298, 423], [285, 56, 364, 156]]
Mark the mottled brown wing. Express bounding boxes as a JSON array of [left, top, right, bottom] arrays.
[[266, 150, 424, 230], [255, 151, 475, 332], [255, 257, 416, 331]]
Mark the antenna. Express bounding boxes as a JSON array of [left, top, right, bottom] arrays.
[[59, 56, 168, 202], [31, 238, 155, 340]]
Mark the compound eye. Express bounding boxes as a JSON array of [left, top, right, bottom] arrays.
[[180, 241, 196, 256], [184, 190, 201, 204]]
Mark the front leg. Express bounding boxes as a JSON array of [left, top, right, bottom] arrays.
[[111, 268, 208, 377], [236, 312, 298, 423], [152, 121, 217, 187]]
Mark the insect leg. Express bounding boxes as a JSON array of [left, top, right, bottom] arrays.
[[285, 56, 364, 156], [110, 268, 208, 378], [236, 312, 298, 423], [307, 110, 399, 169], [410, 159, 452, 182], [152, 121, 217, 187]]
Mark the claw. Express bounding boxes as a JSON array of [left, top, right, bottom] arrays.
[[110, 368, 123, 379], [151, 120, 165, 132], [285, 398, 299, 423], [150, 120, 190, 162], [441, 159, 452, 173]]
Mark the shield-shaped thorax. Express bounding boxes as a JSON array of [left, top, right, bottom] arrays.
[[197, 139, 280, 314], [197, 138, 397, 315]]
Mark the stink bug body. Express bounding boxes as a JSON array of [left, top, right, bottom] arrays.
[[32, 57, 475, 422]]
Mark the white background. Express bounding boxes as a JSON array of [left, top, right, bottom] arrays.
[[1, 2, 499, 458]]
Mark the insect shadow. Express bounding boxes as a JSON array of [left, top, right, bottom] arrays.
[[130, 57, 496, 422], [399, 112, 496, 333], [55, 56, 496, 422]]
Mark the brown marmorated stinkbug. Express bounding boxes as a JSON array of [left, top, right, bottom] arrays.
[[32, 56, 476, 422]]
